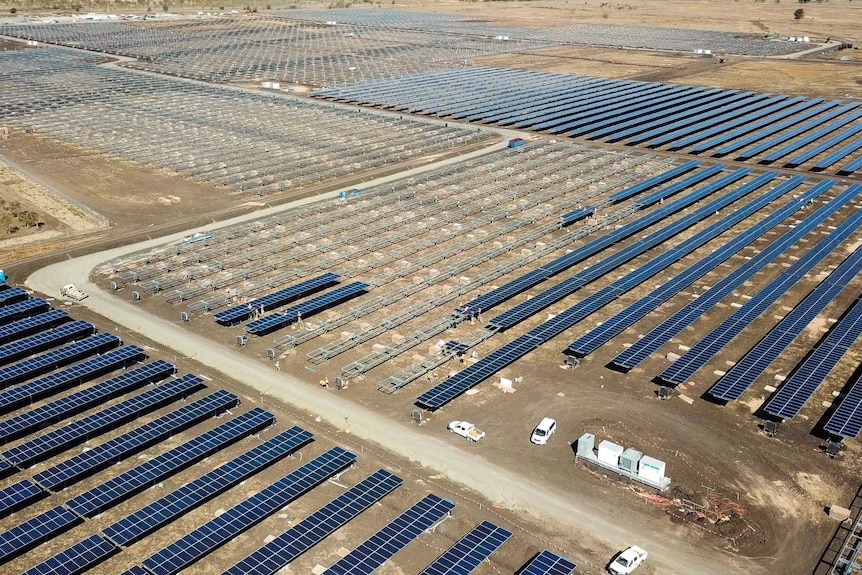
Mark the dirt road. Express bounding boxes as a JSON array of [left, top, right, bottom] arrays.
[[25, 184, 763, 575]]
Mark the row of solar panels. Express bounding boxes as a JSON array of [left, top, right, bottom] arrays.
[[414, 167, 862, 438], [0, 290, 575, 575], [315, 67, 862, 174]]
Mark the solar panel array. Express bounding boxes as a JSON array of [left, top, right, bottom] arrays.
[[317, 67, 862, 174], [0, 299, 50, 327], [32, 385, 231, 491], [103, 426, 313, 546], [825, 374, 862, 438], [246, 282, 369, 336], [0, 480, 44, 519], [0, 506, 80, 564], [0, 320, 95, 367], [22, 534, 117, 575], [142, 446, 357, 575], [764, 296, 862, 419], [708, 243, 862, 402], [0, 359, 175, 443], [420, 520, 512, 575], [1, 373, 203, 468], [223, 469, 405, 575], [0, 344, 147, 417], [567, 175, 813, 356], [67, 407, 274, 517], [0, 310, 68, 345], [459, 163, 724, 318], [0, 333, 120, 388], [488, 168, 756, 332], [520, 550, 577, 575], [613, 181, 859, 370], [214, 273, 340, 324], [0, 287, 28, 306], [323, 494, 455, 575]]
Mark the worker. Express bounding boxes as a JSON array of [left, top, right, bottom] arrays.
[[274, 361, 280, 371]]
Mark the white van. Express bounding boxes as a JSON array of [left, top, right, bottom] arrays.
[[530, 417, 556, 445]]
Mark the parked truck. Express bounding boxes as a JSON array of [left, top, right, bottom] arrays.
[[60, 284, 88, 301], [448, 421, 485, 441]]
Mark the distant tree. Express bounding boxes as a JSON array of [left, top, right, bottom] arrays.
[[794, 7, 805, 17]]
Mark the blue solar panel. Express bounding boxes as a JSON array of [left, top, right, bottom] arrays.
[[22, 534, 118, 575], [0, 359, 175, 443], [613, 181, 857, 370], [322, 494, 455, 575], [246, 282, 369, 336], [120, 567, 149, 575], [568, 175, 809, 356], [32, 386, 233, 491], [0, 332, 120, 388], [214, 273, 340, 324], [708, 244, 862, 402], [222, 469, 405, 575], [520, 551, 577, 575], [458, 165, 726, 317], [103, 426, 313, 547], [0, 506, 79, 564], [0, 310, 68, 345], [488, 169, 753, 332], [813, 136, 862, 170], [0, 320, 95, 367], [0, 299, 50, 327], [736, 102, 856, 160], [67, 407, 275, 517], [824, 373, 862, 438], [0, 344, 147, 418], [764, 107, 862, 163], [840, 153, 862, 175], [765, 296, 862, 419], [608, 161, 700, 203], [2, 373, 202, 469], [0, 459, 11, 479], [0, 287, 28, 306], [0, 480, 44, 519], [420, 521, 512, 575], [142, 446, 356, 575]]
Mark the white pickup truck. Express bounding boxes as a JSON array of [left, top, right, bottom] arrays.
[[608, 546, 648, 575], [448, 421, 485, 442], [60, 283, 88, 302]]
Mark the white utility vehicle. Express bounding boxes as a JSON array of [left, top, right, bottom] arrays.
[[530, 417, 556, 445], [448, 421, 485, 442], [60, 284, 88, 301], [608, 546, 648, 575]]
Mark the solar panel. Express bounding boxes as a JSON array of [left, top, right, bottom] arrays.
[[708, 239, 862, 401], [0, 332, 120, 388], [614, 181, 858, 371], [608, 160, 700, 203], [322, 494, 455, 575], [520, 551, 577, 575], [814, 136, 862, 170], [32, 386, 233, 491], [0, 320, 95, 367], [214, 273, 340, 324], [764, 296, 862, 419], [67, 407, 275, 517], [0, 506, 79, 565], [246, 282, 369, 336], [0, 480, 44, 519], [0, 309, 68, 345], [420, 521, 512, 575], [0, 299, 50, 327], [22, 534, 118, 575], [0, 287, 28, 306], [142, 446, 357, 575], [840, 153, 862, 175], [787, 122, 862, 167], [120, 567, 149, 575], [223, 469, 405, 575], [0, 344, 147, 418], [459, 165, 728, 317], [568, 175, 809, 356], [0, 459, 11, 479], [2, 373, 203, 469], [824, 372, 862, 438], [0, 358, 175, 443], [103, 426, 313, 546], [764, 107, 862, 163]]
